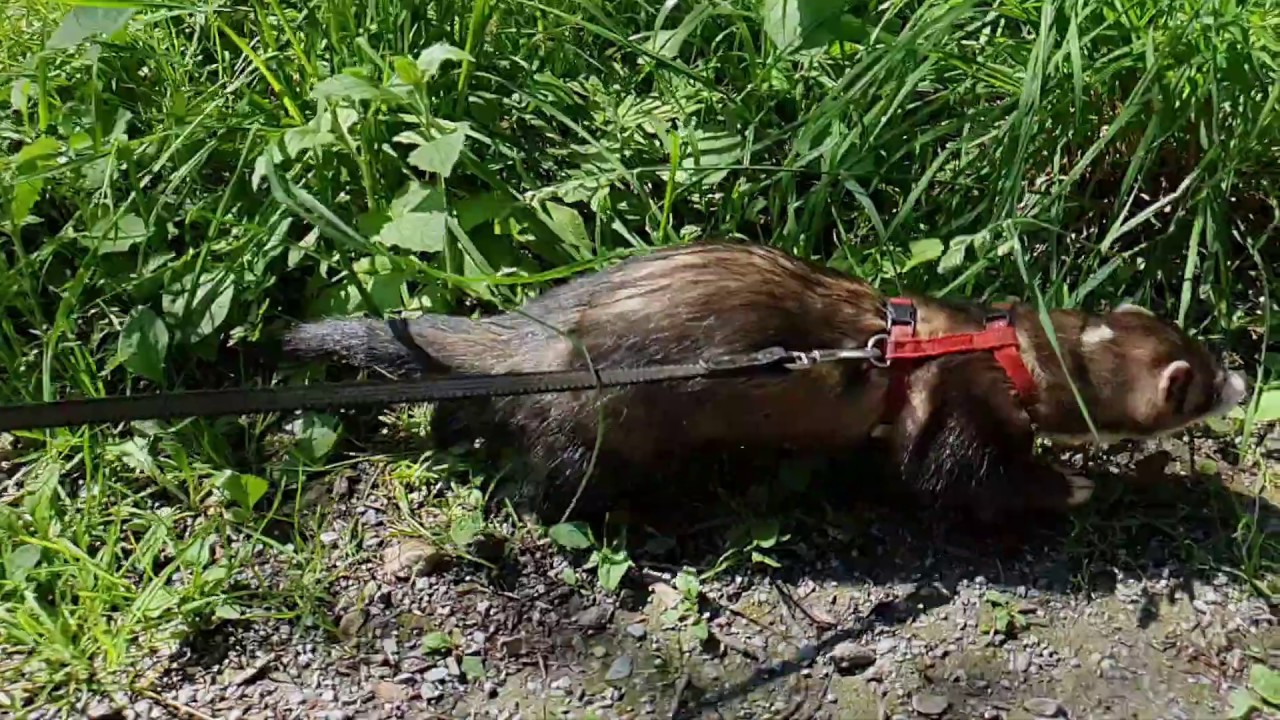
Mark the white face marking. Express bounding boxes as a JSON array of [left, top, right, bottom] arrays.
[[1081, 324, 1115, 346], [1212, 369, 1248, 415]]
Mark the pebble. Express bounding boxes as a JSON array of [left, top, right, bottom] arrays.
[[381, 538, 448, 578], [606, 655, 634, 681], [911, 692, 950, 716], [830, 641, 876, 674], [424, 667, 449, 683], [625, 622, 647, 639], [373, 681, 410, 703], [1024, 697, 1064, 717]]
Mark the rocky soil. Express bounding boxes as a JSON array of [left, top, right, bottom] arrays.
[[32, 435, 1280, 719]]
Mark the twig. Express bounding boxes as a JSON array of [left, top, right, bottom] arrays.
[[136, 689, 217, 720], [772, 578, 836, 630], [669, 671, 690, 719]]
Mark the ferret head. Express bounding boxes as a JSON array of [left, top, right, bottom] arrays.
[[1030, 303, 1249, 444]]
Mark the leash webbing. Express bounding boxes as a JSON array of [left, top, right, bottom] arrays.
[[0, 346, 804, 432]]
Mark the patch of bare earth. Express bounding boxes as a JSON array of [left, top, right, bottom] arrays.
[[74, 433, 1280, 720]]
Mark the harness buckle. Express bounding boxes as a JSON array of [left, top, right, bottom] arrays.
[[886, 298, 917, 331]]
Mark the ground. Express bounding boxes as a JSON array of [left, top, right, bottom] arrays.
[[25, 423, 1276, 720]]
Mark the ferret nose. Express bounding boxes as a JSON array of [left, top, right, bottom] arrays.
[[1222, 369, 1249, 406]]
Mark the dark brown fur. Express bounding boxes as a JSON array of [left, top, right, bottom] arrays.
[[283, 242, 1247, 523]]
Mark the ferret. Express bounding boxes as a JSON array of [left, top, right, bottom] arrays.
[[283, 242, 1249, 523]]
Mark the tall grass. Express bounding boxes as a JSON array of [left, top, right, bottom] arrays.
[[0, 0, 1277, 710]]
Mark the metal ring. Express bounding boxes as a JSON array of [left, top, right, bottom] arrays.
[[865, 334, 890, 368], [783, 351, 815, 370]]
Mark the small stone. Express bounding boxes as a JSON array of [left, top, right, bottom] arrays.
[[337, 610, 366, 641], [400, 656, 431, 673], [498, 635, 526, 656], [574, 605, 613, 630], [551, 675, 573, 691], [323, 712, 352, 720], [911, 693, 950, 716], [445, 656, 461, 676], [875, 637, 900, 656], [86, 702, 123, 720], [425, 667, 449, 683], [381, 538, 448, 579], [650, 582, 682, 609], [1024, 698, 1063, 717], [830, 642, 876, 674], [373, 681, 410, 703], [606, 655, 634, 681], [1014, 652, 1032, 673], [625, 623, 646, 639], [591, 645, 608, 659]]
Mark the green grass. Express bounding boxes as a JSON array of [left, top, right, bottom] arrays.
[[0, 0, 1278, 712]]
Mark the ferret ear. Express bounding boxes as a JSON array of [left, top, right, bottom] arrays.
[[1158, 360, 1192, 409], [1114, 302, 1154, 316]]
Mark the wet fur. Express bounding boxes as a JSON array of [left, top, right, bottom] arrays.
[[283, 242, 1246, 524]]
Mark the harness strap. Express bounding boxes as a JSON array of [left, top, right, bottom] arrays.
[[880, 298, 1038, 423]]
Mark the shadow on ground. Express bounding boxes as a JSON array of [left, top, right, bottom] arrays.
[[153, 422, 1277, 720]]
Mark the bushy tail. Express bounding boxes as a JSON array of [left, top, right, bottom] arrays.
[[282, 314, 489, 376]]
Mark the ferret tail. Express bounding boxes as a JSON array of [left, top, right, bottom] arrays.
[[282, 314, 490, 376]]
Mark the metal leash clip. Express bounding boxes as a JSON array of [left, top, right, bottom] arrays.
[[784, 334, 889, 370]]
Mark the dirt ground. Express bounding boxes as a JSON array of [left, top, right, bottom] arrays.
[[61, 432, 1280, 720]]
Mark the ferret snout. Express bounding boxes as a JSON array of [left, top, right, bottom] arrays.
[[1219, 367, 1248, 410]]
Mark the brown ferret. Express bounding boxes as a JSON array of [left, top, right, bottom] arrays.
[[283, 242, 1248, 523]]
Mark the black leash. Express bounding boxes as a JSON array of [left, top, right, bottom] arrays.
[[0, 344, 886, 433]]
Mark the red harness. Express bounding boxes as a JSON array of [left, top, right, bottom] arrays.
[[880, 297, 1038, 421]]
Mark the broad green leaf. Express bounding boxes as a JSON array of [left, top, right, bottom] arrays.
[[407, 126, 468, 178], [290, 412, 340, 463], [4, 544, 41, 583], [11, 178, 43, 227], [751, 551, 781, 568], [544, 202, 591, 254], [133, 582, 178, 617], [10, 79, 33, 113], [311, 73, 382, 101], [761, 0, 842, 52], [1250, 663, 1280, 706], [597, 553, 633, 592], [1226, 688, 1257, 719], [393, 56, 422, 85], [162, 274, 235, 343], [454, 192, 516, 231], [284, 123, 336, 157], [903, 238, 944, 271], [117, 307, 169, 383], [14, 137, 62, 165], [91, 213, 149, 253], [105, 437, 158, 476], [377, 183, 448, 253], [377, 213, 447, 253], [938, 235, 971, 272], [219, 472, 270, 510], [46, 7, 135, 49], [548, 522, 594, 549], [1252, 386, 1280, 423], [416, 43, 472, 78], [423, 631, 454, 653]]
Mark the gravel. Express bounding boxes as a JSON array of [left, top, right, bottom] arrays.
[[41, 440, 1272, 720]]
